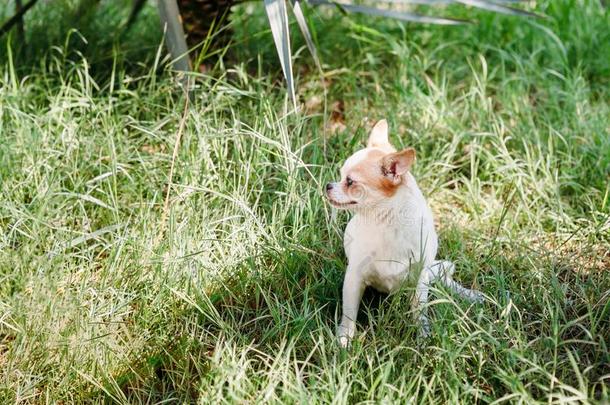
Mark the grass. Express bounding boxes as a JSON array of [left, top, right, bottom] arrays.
[[0, 0, 609, 402]]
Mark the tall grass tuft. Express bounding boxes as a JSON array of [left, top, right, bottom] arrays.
[[1, 0, 609, 402]]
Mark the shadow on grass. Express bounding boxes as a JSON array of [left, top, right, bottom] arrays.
[[78, 227, 610, 402]]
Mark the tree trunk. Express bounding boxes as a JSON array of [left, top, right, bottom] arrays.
[[176, 0, 238, 49]]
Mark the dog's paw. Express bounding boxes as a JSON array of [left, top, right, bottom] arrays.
[[337, 334, 351, 349]]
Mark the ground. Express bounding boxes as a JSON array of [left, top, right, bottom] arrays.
[[0, 0, 609, 403]]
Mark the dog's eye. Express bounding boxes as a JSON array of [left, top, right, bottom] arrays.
[[346, 177, 354, 187]]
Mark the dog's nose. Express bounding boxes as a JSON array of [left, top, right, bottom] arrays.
[[326, 183, 333, 191]]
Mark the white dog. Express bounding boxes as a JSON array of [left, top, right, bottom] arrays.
[[325, 119, 483, 347]]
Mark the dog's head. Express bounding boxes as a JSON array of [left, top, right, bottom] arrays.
[[325, 119, 416, 210]]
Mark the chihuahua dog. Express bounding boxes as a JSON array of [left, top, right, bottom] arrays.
[[326, 120, 483, 347]]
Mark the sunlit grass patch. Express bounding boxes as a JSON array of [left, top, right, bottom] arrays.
[[1, 0, 609, 402]]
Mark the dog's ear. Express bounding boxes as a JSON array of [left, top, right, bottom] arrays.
[[367, 119, 389, 148], [381, 148, 416, 180]]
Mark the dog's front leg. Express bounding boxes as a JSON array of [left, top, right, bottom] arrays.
[[337, 269, 365, 348]]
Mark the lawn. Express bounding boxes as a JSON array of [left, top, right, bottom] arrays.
[[0, 0, 609, 402]]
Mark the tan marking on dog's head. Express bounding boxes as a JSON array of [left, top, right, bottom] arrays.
[[325, 119, 416, 209], [344, 148, 416, 199]]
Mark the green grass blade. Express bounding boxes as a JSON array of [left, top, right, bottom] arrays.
[[157, 0, 192, 73], [454, 0, 542, 18], [374, 0, 529, 4], [309, 0, 469, 25], [264, 0, 297, 109], [292, 0, 323, 73]]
